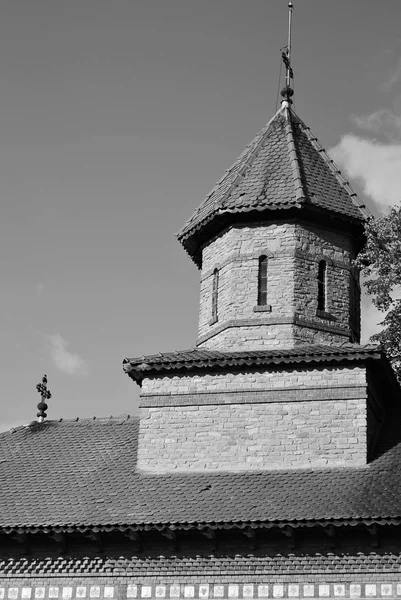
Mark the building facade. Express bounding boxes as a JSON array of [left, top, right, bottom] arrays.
[[0, 95, 400, 600]]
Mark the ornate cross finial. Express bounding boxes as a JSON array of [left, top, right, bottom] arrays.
[[36, 374, 52, 423], [281, 1, 295, 105]]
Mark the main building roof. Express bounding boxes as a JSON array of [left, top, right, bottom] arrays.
[[0, 414, 400, 535], [177, 105, 370, 265]]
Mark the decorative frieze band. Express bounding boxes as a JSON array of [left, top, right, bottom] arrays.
[[197, 316, 350, 346], [1, 583, 401, 600], [0, 588, 114, 600], [128, 583, 401, 599], [140, 385, 367, 407]]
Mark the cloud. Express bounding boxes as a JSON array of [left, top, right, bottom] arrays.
[[330, 105, 401, 339], [330, 134, 401, 213], [351, 109, 401, 142], [47, 334, 88, 375], [386, 56, 401, 89], [35, 282, 45, 294], [373, 48, 401, 92]]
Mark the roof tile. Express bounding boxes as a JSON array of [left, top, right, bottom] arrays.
[[0, 408, 400, 533], [177, 106, 371, 264], [123, 344, 383, 383]]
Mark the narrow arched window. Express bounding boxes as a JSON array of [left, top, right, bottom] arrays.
[[258, 256, 268, 306], [317, 260, 327, 312], [211, 268, 219, 322]]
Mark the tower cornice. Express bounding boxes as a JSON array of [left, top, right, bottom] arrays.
[[177, 107, 370, 267]]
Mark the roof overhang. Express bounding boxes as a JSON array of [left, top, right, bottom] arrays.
[[2, 516, 401, 537], [123, 344, 387, 386], [177, 205, 367, 267]]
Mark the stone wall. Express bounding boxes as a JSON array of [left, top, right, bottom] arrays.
[[141, 366, 365, 396], [197, 221, 359, 350], [137, 365, 368, 472]]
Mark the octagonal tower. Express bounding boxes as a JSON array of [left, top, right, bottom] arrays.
[[177, 103, 370, 351]]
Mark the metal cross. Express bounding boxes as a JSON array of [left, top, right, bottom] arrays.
[[36, 374, 52, 422], [286, 2, 294, 88], [280, 2, 295, 106]]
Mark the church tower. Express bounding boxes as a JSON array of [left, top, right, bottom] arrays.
[[123, 5, 398, 475], [177, 98, 369, 351], [3, 7, 401, 600]]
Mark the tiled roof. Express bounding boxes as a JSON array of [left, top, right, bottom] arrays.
[[123, 344, 383, 384], [0, 413, 400, 534], [3, 552, 401, 577], [177, 106, 371, 264]]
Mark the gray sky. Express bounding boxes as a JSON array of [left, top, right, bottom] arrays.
[[1, 0, 401, 430]]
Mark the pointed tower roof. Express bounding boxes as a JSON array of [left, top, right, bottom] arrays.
[[177, 105, 371, 266]]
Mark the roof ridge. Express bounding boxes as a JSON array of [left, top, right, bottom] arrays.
[[177, 106, 286, 240], [8, 414, 138, 432], [284, 107, 306, 204], [289, 109, 372, 221]]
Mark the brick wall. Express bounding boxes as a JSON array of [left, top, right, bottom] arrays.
[[137, 364, 369, 472], [1, 529, 400, 599], [197, 221, 358, 350]]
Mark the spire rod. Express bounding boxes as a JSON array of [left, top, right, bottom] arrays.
[[286, 1, 293, 88], [280, 1, 295, 106]]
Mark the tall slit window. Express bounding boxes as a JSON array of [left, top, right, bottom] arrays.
[[317, 260, 327, 312], [211, 268, 219, 322], [258, 256, 268, 306]]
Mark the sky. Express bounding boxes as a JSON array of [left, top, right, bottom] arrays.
[[1, 0, 401, 431]]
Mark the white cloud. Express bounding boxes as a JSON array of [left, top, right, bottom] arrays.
[[47, 334, 88, 375], [387, 56, 401, 88], [330, 107, 401, 339], [351, 109, 401, 142], [330, 134, 401, 213]]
